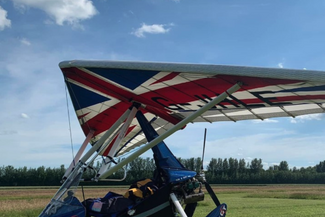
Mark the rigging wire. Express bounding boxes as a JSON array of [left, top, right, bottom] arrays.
[[201, 128, 207, 171], [65, 84, 75, 166], [81, 185, 85, 201]]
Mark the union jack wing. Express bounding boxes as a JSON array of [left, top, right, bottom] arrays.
[[60, 60, 325, 156]]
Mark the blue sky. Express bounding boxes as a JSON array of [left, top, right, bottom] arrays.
[[1, 0, 325, 169]]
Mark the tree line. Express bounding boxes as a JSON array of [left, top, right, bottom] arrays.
[[1, 158, 325, 186]]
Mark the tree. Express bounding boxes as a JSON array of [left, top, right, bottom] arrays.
[[238, 159, 246, 172], [279, 161, 289, 171], [316, 160, 325, 173], [127, 157, 155, 182], [194, 157, 202, 173], [183, 158, 195, 171], [250, 158, 263, 173], [228, 158, 238, 177], [2, 157, 325, 186], [216, 158, 223, 173], [222, 158, 229, 172]]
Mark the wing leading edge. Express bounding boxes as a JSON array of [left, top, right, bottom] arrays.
[[60, 60, 325, 156]]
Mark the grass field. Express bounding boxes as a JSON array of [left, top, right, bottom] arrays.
[[1, 184, 325, 217]]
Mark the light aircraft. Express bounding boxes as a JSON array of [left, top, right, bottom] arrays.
[[39, 60, 325, 217]]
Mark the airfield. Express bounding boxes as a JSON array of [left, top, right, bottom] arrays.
[[1, 184, 325, 217]]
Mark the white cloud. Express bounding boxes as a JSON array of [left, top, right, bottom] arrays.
[[20, 113, 30, 119], [12, 0, 97, 26], [20, 38, 31, 46], [132, 23, 173, 38], [252, 119, 278, 123], [278, 62, 284, 68], [0, 6, 11, 30], [290, 114, 323, 123]]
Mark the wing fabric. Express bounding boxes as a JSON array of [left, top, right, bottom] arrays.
[[60, 60, 325, 156]]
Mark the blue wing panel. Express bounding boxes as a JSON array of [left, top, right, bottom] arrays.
[[66, 82, 110, 110], [277, 85, 325, 93], [86, 67, 160, 90]]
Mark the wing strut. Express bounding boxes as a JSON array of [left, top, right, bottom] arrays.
[[79, 105, 138, 164], [99, 82, 242, 179], [96, 105, 139, 179], [62, 130, 94, 181]]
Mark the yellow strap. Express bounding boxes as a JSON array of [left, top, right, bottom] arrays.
[[124, 188, 144, 199]]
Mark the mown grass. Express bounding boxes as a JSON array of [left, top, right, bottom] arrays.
[[188, 184, 325, 217], [1, 185, 325, 217]]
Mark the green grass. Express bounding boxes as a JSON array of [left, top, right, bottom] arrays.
[[0, 195, 50, 201], [195, 190, 325, 216], [0, 209, 42, 217], [222, 195, 325, 216], [1, 185, 325, 217]]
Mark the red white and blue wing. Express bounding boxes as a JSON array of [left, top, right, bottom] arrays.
[[59, 60, 325, 156]]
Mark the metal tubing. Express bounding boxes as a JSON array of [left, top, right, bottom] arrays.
[[97, 106, 138, 178], [100, 82, 242, 179], [99, 167, 127, 181], [106, 106, 139, 157], [63, 130, 94, 180], [87, 124, 123, 166], [170, 193, 187, 217], [79, 108, 132, 164]]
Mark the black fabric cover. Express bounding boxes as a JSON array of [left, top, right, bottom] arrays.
[[119, 185, 174, 217], [82, 192, 133, 217]]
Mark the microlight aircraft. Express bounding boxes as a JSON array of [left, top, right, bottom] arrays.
[[39, 60, 325, 217]]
